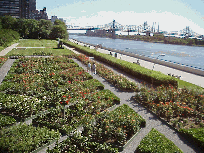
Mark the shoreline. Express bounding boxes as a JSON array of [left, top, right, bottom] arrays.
[[70, 33, 204, 47], [70, 38, 204, 78]]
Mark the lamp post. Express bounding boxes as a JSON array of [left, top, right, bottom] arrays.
[[152, 54, 165, 70]]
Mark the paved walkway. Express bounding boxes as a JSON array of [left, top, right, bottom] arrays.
[[70, 39, 204, 88], [0, 59, 16, 85], [0, 43, 19, 56], [0, 43, 202, 152]]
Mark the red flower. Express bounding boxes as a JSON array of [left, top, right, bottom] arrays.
[[66, 100, 69, 104], [63, 95, 66, 98], [60, 102, 62, 104]]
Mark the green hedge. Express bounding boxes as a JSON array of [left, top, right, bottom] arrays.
[[0, 29, 19, 47], [179, 128, 204, 151], [136, 128, 183, 153], [63, 40, 178, 88]]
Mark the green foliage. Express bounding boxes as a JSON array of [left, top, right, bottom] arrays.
[[179, 128, 204, 150], [0, 123, 60, 152], [0, 114, 16, 129], [0, 18, 2, 29], [47, 133, 119, 153], [26, 19, 39, 39], [136, 128, 183, 153], [0, 15, 17, 30], [63, 40, 178, 88], [39, 19, 52, 39], [49, 19, 68, 39], [0, 29, 20, 47], [50, 25, 68, 39]]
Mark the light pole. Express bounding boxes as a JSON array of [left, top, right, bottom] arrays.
[[152, 54, 165, 70]]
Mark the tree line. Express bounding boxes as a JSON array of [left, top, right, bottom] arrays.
[[0, 15, 68, 46]]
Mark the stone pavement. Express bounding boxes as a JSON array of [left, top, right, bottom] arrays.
[[0, 43, 19, 56], [70, 39, 204, 88]]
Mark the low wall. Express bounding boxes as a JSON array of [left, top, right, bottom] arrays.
[[70, 39, 204, 77]]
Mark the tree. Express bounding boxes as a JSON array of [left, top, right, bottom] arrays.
[[1, 15, 17, 30], [39, 19, 52, 39], [26, 19, 39, 39], [16, 18, 27, 38], [49, 25, 68, 39], [49, 19, 68, 39]]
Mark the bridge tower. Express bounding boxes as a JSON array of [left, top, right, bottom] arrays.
[[112, 19, 116, 39]]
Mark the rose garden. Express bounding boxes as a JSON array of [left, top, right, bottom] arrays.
[[0, 38, 203, 152]]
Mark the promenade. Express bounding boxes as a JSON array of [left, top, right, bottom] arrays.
[[70, 39, 204, 88]]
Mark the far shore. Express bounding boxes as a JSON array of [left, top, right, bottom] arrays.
[[69, 33, 204, 47]]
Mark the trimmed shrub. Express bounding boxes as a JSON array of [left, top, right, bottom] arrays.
[[63, 40, 178, 88], [136, 128, 183, 153], [179, 128, 204, 151]]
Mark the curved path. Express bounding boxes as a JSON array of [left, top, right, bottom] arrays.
[[0, 44, 202, 152], [0, 43, 19, 56]]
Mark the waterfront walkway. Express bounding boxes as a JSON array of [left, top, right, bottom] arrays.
[[70, 39, 204, 88], [0, 43, 202, 152]]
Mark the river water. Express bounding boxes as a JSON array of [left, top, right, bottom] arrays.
[[69, 34, 204, 70]]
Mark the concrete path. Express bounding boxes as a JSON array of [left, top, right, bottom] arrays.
[[0, 43, 19, 56], [71, 39, 204, 88], [0, 59, 16, 85]]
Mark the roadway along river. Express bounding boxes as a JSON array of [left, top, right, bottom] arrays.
[[69, 34, 204, 70]]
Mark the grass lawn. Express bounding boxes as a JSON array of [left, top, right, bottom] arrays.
[[7, 48, 74, 56], [17, 39, 58, 47], [178, 79, 204, 90], [0, 46, 4, 52]]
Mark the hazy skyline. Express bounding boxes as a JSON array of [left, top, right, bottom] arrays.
[[37, 0, 204, 34]]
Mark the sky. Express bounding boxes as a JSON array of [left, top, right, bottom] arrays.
[[36, 0, 204, 35]]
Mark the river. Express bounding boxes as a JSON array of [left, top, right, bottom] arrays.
[[69, 34, 204, 70]]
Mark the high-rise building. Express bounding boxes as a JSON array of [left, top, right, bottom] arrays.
[[0, 0, 20, 18], [0, 0, 39, 19], [20, 0, 29, 19]]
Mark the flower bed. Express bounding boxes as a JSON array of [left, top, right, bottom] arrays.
[[0, 123, 60, 153], [63, 40, 178, 88], [75, 54, 139, 92], [135, 85, 204, 129], [0, 56, 8, 68], [0, 113, 16, 129], [0, 56, 97, 120], [47, 133, 119, 153], [33, 89, 119, 134], [135, 84, 204, 149], [135, 128, 183, 153], [47, 104, 145, 152]]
